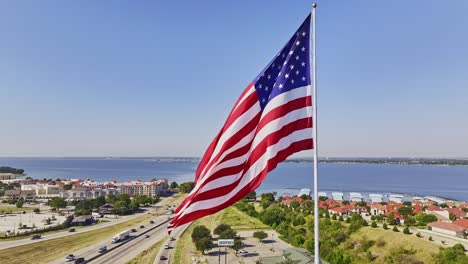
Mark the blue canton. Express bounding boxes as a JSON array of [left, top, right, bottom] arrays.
[[254, 14, 311, 110]]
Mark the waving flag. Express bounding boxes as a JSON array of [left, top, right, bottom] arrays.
[[168, 14, 313, 232]]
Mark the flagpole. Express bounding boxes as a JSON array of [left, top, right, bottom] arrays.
[[310, 3, 320, 264]]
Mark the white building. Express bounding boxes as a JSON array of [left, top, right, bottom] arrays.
[[331, 192, 344, 201], [369, 194, 383, 203], [117, 179, 168, 197], [60, 187, 119, 201], [388, 194, 404, 204], [21, 183, 60, 196], [297, 188, 311, 197], [349, 192, 363, 202]]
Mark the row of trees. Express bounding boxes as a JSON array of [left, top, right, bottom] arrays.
[[47, 193, 158, 215], [191, 224, 243, 254]]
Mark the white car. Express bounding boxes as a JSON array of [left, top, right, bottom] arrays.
[[237, 249, 248, 254], [164, 244, 170, 249], [65, 254, 75, 262]]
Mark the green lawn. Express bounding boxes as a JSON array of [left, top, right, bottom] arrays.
[[220, 206, 269, 230], [126, 237, 166, 264], [349, 226, 440, 264], [0, 205, 37, 213]]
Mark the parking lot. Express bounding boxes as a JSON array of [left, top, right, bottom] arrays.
[[204, 230, 290, 264], [0, 211, 66, 235]]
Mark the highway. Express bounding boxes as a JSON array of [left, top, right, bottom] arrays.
[[49, 212, 172, 264], [154, 224, 189, 264]]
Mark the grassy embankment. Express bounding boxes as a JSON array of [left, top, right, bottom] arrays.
[[349, 227, 440, 264], [0, 194, 186, 264], [172, 206, 270, 264], [126, 238, 166, 264]]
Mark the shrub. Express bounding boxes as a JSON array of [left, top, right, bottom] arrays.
[[416, 232, 422, 238], [392, 226, 399, 232], [429, 236, 433, 241], [383, 223, 388, 230], [371, 221, 377, 228], [403, 227, 411, 234]]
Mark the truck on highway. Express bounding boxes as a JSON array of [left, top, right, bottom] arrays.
[[111, 230, 130, 243]]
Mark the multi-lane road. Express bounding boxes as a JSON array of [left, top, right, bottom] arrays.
[[48, 212, 172, 264]]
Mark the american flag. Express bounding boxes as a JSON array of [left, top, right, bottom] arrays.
[[168, 14, 313, 232]]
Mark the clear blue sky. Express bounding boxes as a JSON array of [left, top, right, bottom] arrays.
[[1, 1, 467, 158]]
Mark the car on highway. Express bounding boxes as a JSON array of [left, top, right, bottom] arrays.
[[74, 257, 85, 264], [140, 225, 144, 228], [169, 237, 176, 241], [150, 220, 154, 224], [98, 246, 107, 253], [237, 249, 248, 254], [145, 234, 150, 238], [164, 244, 170, 249], [69, 228, 76, 232], [31, 235, 41, 240], [131, 228, 137, 232], [160, 256, 167, 260], [65, 254, 75, 262]]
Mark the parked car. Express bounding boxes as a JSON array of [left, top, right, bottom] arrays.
[[31, 235, 41, 240], [149, 220, 154, 224], [140, 225, 144, 228], [160, 256, 167, 260], [131, 229, 137, 232], [169, 237, 176, 241], [74, 257, 85, 264], [237, 249, 248, 254], [65, 254, 75, 262], [69, 228, 76, 232], [164, 244, 170, 249], [98, 246, 107, 253]]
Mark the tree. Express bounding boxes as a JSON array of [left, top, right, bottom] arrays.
[[300, 194, 311, 201], [338, 215, 344, 222], [191, 225, 211, 242], [63, 184, 72, 190], [331, 214, 337, 220], [386, 212, 396, 225], [232, 239, 243, 252], [392, 226, 399, 232], [195, 237, 214, 254], [245, 191, 256, 201], [214, 224, 231, 236], [170, 181, 178, 189], [449, 212, 457, 221], [253, 230, 268, 242], [179, 182, 195, 193], [434, 244, 468, 263], [403, 227, 411, 234], [371, 221, 377, 228], [117, 193, 131, 206], [414, 213, 438, 225], [261, 193, 275, 202], [429, 236, 433, 241], [106, 193, 117, 204], [416, 232, 422, 238], [33, 208, 40, 213], [94, 196, 107, 208], [219, 228, 237, 239], [49, 197, 66, 210], [15, 201, 23, 208], [260, 199, 272, 209], [398, 206, 413, 216], [290, 201, 300, 210], [383, 223, 388, 230]]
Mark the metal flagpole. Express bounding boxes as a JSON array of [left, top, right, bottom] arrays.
[[310, 3, 320, 264]]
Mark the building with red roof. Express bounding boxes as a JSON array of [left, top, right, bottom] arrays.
[[428, 221, 466, 238]]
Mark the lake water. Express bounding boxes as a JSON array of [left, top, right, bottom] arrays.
[[1, 157, 467, 202]]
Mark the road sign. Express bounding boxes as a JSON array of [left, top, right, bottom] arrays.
[[217, 239, 234, 246]]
